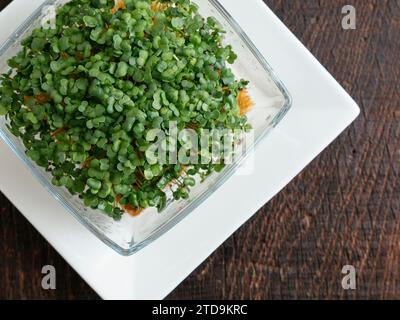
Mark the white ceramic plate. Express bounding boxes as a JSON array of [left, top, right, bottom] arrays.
[[0, 0, 359, 300]]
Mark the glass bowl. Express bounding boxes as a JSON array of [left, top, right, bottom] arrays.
[[0, 0, 292, 255]]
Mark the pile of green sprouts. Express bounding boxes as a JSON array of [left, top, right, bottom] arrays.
[[0, 0, 251, 220]]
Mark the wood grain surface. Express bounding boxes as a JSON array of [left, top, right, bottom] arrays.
[[0, 0, 399, 300]]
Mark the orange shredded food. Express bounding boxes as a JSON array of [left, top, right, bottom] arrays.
[[24, 93, 51, 105], [35, 93, 52, 104], [81, 156, 94, 169], [237, 89, 253, 115], [115, 195, 144, 217], [50, 128, 66, 140], [111, 0, 126, 14], [75, 52, 84, 61], [150, 1, 171, 12], [186, 122, 197, 130], [60, 52, 69, 60], [124, 204, 144, 217]]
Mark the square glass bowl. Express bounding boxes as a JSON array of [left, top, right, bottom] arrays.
[[0, 0, 292, 255]]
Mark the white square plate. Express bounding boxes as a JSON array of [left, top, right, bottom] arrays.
[[0, 0, 359, 299]]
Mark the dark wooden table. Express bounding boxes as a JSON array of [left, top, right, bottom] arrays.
[[0, 0, 398, 300]]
